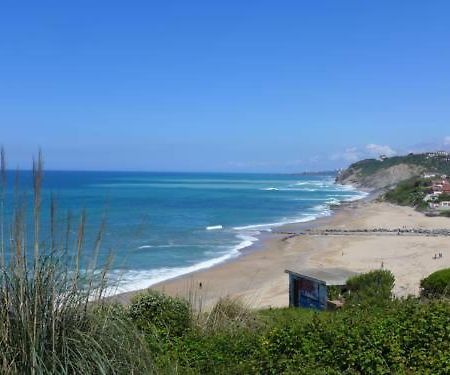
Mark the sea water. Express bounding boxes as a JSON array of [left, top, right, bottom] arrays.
[[3, 171, 366, 293]]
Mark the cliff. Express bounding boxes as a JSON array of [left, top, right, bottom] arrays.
[[336, 153, 450, 190]]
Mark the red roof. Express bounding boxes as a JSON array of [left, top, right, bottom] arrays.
[[432, 179, 450, 193], [443, 181, 450, 193]]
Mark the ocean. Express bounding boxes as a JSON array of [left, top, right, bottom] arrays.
[[3, 171, 366, 293]]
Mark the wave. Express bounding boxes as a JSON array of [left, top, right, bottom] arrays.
[[260, 187, 279, 191], [343, 191, 369, 202], [108, 234, 259, 294], [233, 212, 327, 231], [233, 189, 366, 232], [206, 225, 223, 230], [137, 244, 212, 250]]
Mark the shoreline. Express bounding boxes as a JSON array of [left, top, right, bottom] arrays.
[[108, 185, 370, 300], [112, 190, 375, 305], [115, 194, 450, 308], [113, 189, 450, 309]]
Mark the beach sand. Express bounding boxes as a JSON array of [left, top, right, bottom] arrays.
[[116, 200, 450, 309]]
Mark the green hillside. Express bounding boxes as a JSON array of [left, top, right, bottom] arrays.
[[336, 152, 450, 189], [350, 153, 450, 177]]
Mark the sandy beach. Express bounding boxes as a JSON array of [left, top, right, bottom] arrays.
[[117, 199, 450, 309]]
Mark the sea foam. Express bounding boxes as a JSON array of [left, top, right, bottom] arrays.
[[108, 234, 259, 294]]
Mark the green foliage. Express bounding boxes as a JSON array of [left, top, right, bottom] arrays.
[[254, 299, 450, 374], [345, 269, 395, 307], [420, 268, 450, 298], [437, 193, 450, 202], [201, 296, 257, 333], [129, 290, 191, 337], [131, 271, 449, 374], [166, 329, 260, 374], [383, 177, 430, 208], [149, 297, 450, 374], [327, 285, 343, 300]]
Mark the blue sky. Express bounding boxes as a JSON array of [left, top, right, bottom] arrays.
[[1, 1, 450, 172]]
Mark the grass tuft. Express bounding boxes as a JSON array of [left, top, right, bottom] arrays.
[[0, 148, 153, 374]]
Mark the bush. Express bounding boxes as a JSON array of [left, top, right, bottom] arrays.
[[201, 296, 256, 332], [345, 269, 395, 307], [140, 282, 450, 374], [129, 290, 191, 337], [420, 268, 450, 298], [254, 299, 450, 374], [383, 177, 429, 209], [165, 329, 260, 374]]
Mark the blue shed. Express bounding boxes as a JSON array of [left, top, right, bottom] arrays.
[[285, 268, 356, 310]]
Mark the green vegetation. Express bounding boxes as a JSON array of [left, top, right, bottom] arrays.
[[437, 193, 450, 202], [420, 268, 450, 298], [124, 270, 450, 374], [383, 177, 430, 209], [129, 290, 191, 338], [2, 149, 450, 374], [141, 293, 450, 374], [345, 269, 395, 307]]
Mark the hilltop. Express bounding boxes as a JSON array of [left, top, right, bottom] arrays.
[[336, 152, 450, 190]]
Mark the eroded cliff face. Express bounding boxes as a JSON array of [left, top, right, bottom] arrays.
[[336, 162, 425, 190]]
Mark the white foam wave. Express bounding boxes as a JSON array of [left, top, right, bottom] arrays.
[[233, 213, 326, 231], [206, 225, 223, 231], [138, 244, 211, 250], [234, 186, 367, 232], [107, 234, 259, 294], [260, 187, 279, 191], [343, 191, 369, 202]]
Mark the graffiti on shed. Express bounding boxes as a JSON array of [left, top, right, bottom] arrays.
[[286, 269, 355, 311]]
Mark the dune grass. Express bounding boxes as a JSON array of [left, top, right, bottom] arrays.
[[0, 149, 153, 374]]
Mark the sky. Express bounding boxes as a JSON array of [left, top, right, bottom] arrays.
[[1, 1, 450, 172]]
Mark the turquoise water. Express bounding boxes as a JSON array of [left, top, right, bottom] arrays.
[[4, 171, 366, 293]]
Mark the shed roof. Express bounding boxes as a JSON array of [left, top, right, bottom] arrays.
[[285, 268, 357, 286]]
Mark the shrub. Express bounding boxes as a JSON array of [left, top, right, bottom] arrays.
[[145, 288, 450, 374], [252, 299, 450, 374], [345, 269, 395, 307], [165, 329, 260, 374], [129, 290, 191, 337], [383, 177, 429, 209], [420, 268, 450, 298], [201, 296, 256, 332], [437, 193, 450, 202]]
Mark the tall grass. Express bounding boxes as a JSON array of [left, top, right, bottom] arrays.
[[0, 149, 153, 374]]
